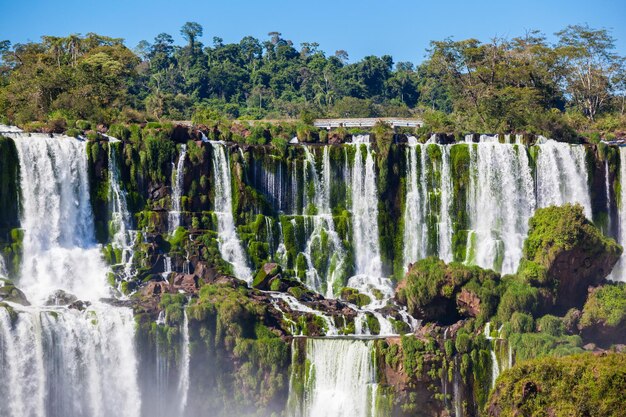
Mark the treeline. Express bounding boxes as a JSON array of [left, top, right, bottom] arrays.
[[0, 23, 625, 138]]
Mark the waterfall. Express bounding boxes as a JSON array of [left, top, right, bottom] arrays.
[[439, 146, 453, 263], [290, 338, 377, 417], [209, 141, 253, 283], [605, 158, 612, 235], [466, 143, 535, 274], [403, 138, 429, 268], [0, 306, 141, 417], [108, 142, 136, 282], [10, 133, 110, 302], [350, 135, 382, 278], [178, 310, 190, 415], [536, 139, 592, 218], [403, 138, 454, 269], [271, 292, 338, 335], [0, 132, 141, 417], [169, 144, 187, 233], [612, 148, 626, 281], [490, 349, 500, 389], [302, 146, 347, 298]]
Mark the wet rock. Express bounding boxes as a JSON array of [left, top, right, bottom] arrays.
[[252, 263, 282, 290], [0, 279, 29, 305], [193, 261, 218, 284], [141, 281, 171, 297], [45, 289, 78, 306], [172, 273, 199, 293]]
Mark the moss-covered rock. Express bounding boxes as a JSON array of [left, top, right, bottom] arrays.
[[521, 203, 622, 313], [252, 262, 282, 290], [339, 287, 372, 307], [579, 283, 626, 346], [395, 257, 500, 325], [486, 353, 626, 417]]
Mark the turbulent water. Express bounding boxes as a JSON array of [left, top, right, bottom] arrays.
[[1, 127, 625, 417], [0, 132, 141, 417], [10, 133, 110, 302], [289, 338, 377, 417]]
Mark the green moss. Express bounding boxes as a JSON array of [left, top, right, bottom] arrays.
[[580, 283, 626, 328], [486, 353, 626, 417], [339, 287, 372, 307]]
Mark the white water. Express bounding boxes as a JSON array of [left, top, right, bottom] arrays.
[[169, 144, 187, 233], [0, 305, 141, 417], [0, 132, 141, 417], [536, 139, 592, 218], [9, 133, 110, 302], [612, 147, 626, 281], [271, 292, 338, 335], [177, 310, 190, 415], [466, 143, 535, 274], [108, 142, 137, 283], [403, 139, 454, 269], [403, 138, 429, 268], [291, 338, 377, 417], [350, 135, 382, 277], [301, 146, 347, 298], [209, 141, 253, 283]]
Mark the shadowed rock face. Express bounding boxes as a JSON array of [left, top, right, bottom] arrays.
[[548, 246, 618, 312]]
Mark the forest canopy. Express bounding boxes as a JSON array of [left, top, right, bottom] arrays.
[[0, 24, 624, 137]]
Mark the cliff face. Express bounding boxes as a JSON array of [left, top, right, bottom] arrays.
[[1, 125, 626, 417]]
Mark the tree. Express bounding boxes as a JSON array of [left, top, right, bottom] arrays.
[[556, 25, 621, 121], [180, 22, 203, 49]]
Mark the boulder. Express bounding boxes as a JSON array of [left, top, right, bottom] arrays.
[[520, 204, 622, 313], [173, 273, 199, 293], [252, 263, 282, 290], [395, 257, 499, 325], [578, 283, 626, 347], [45, 289, 78, 306], [0, 279, 29, 305]]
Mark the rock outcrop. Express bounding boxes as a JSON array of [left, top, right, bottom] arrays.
[[519, 203, 622, 313]]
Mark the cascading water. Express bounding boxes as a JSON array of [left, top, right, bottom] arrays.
[[209, 141, 253, 283], [169, 144, 187, 233], [465, 142, 535, 274], [403, 138, 454, 269], [177, 310, 190, 415], [612, 147, 626, 282], [535, 139, 592, 218], [108, 141, 137, 283], [289, 338, 377, 417], [10, 133, 110, 302], [350, 135, 382, 278], [403, 137, 429, 268], [301, 146, 347, 298], [0, 132, 141, 417]]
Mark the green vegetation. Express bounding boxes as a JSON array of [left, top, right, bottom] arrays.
[[1, 25, 625, 139], [396, 257, 500, 324], [581, 283, 626, 328], [486, 353, 626, 417]]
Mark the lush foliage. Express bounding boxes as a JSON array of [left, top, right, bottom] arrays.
[[486, 353, 626, 417], [1, 24, 625, 137]]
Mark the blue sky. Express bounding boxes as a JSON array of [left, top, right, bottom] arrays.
[[1, 0, 625, 64]]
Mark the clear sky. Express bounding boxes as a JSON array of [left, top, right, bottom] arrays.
[[1, 0, 625, 64]]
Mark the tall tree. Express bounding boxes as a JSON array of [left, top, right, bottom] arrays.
[[556, 25, 621, 121]]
